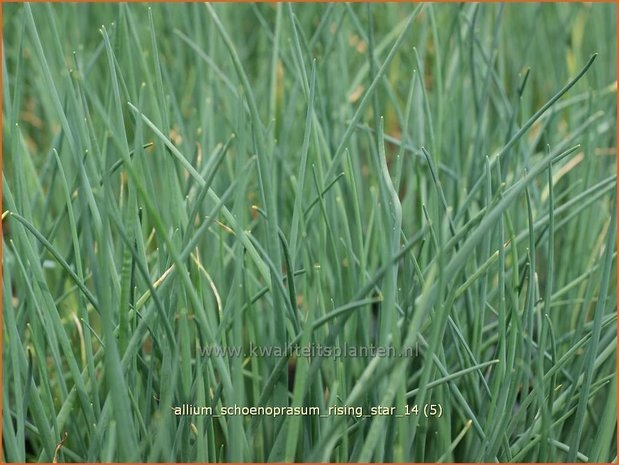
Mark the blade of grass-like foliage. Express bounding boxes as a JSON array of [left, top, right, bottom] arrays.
[[99, 25, 140, 461], [128, 103, 203, 183], [437, 420, 473, 462], [566, 195, 616, 460], [324, 4, 424, 182], [9, 212, 99, 311], [457, 53, 600, 212], [205, 6, 289, 394], [128, 101, 270, 285], [23, 4, 76, 153], [289, 62, 316, 268], [590, 375, 617, 461], [2, 248, 27, 462]]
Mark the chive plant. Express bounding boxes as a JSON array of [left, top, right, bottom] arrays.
[[2, 3, 616, 462]]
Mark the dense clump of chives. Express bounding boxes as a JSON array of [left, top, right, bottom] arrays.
[[2, 3, 616, 462]]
